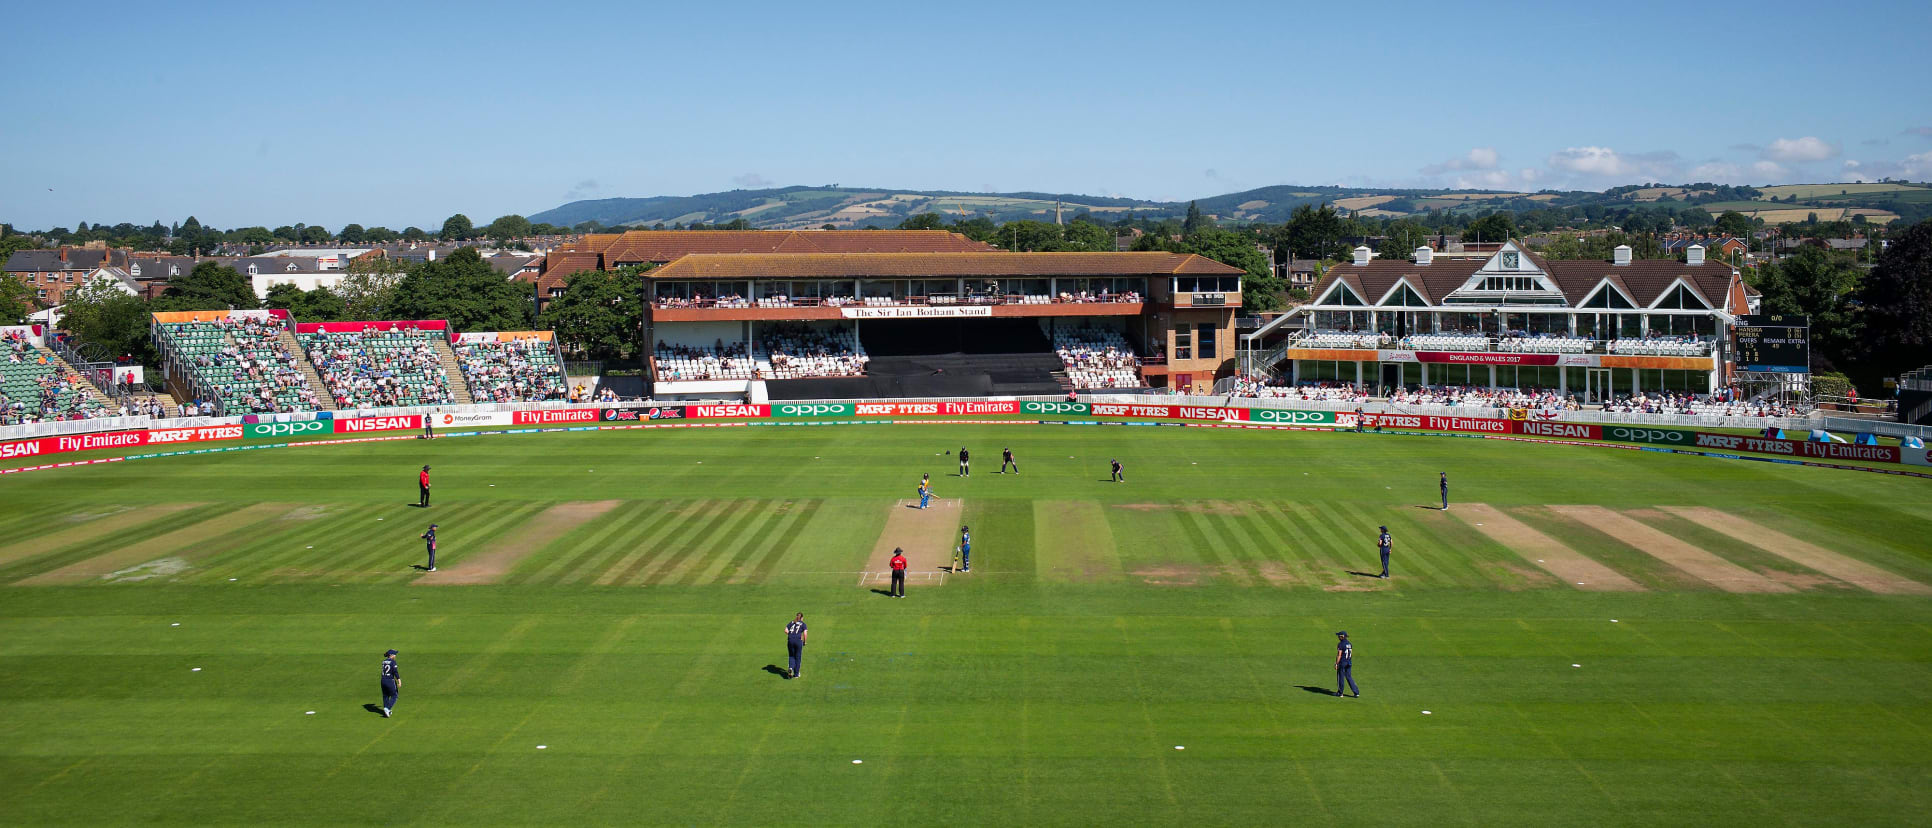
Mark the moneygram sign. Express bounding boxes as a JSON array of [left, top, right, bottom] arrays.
[[1603, 425, 1696, 445], [1248, 409, 1335, 425], [1021, 401, 1090, 416], [775, 402, 855, 417], [245, 421, 330, 439]]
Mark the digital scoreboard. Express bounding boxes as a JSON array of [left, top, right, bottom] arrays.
[[1733, 314, 1809, 373]]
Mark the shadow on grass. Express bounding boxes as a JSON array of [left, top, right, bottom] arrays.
[[869, 589, 896, 597], [362, 703, 386, 715], [1295, 685, 1339, 697], [762, 665, 790, 679], [1345, 570, 1386, 579]]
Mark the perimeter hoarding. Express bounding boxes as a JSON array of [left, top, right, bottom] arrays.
[[1513, 420, 1602, 440], [333, 415, 421, 434], [245, 421, 331, 439], [1020, 401, 1091, 416], [1245, 408, 1336, 425], [1338, 413, 1511, 433], [1088, 403, 1250, 421], [774, 402, 855, 418], [687, 404, 771, 419], [1601, 425, 1698, 446], [0, 424, 244, 460], [851, 401, 1018, 416]]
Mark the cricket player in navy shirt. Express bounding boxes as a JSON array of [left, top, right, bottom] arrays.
[[959, 525, 972, 572], [1110, 458, 1124, 483], [784, 613, 808, 679], [1378, 525, 1392, 579], [380, 649, 401, 717], [958, 447, 971, 477], [1000, 447, 1018, 474], [1335, 632, 1358, 697], [421, 524, 438, 571], [1439, 472, 1449, 511]]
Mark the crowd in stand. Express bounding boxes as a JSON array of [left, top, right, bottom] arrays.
[[1051, 325, 1144, 389], [1605, 389, 1799, 418], [1384, 385, 1577, 410], [760, 324, 868, 379], [301, 327, 454, 409], [164, 316, 317, 414], [3, 331, 111, 424], [1607, 333, 1709, 356], [453, 337, 567, 403], [654, 341, 755, 381]]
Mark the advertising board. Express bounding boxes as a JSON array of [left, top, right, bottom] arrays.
[[245, 421, 331, 439], [1021, 401, 1091, 416], [1246, 409, 1338, 425], [774, 402, 855, 418], [0, 424, 244, 461], [687, 404, 770, 419], [1513, 420, 1602, 440], [513, 409, 599, 426]]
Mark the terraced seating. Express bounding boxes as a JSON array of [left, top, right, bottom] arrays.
[[155, 318, 316, 415], [453, 337, 568, 403], [2, 332, 108, 424], [300, 327, 456, 409], [1051, 325, 1143, 390], [758, 324, 867, 379], [653, 342, 755, 381]]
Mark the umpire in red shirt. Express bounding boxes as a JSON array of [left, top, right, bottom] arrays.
[[889, 547, 908, 597], [418, 465, 431, 508]]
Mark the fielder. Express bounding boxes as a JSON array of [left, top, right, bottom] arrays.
[[1439, 472, 1449, 511], [785, 613, 808, 679], [1377, 525, 1391, 579], [420, 523, 438, 572], [1110, 458, 1124, 483], [1000, 447, 1018, 474], [379, 649, 402, 717], [958, 447, 971, 477], [1335, 632, 1358, 697]]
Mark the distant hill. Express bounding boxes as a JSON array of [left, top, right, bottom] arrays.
[[532, 181, 1932, 229]]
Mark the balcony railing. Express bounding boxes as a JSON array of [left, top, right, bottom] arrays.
[[652, 293, 1146, 310], [1286, 331, 1717, 358]]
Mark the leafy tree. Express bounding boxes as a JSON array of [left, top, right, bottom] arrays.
[[992, 220, 1070, 252], [1377, 221, 1433, 261], [263, 283, 348, 322], [402, 226, 428, 242], [337, 224, 366, 244], [1754, 245, 1862, 373], [388, 247, 531, 330], [0, 270, 34, 322], [1461, 212, 1517, 243], [439, 214, 474, 240], [1176, 228, 1280, 312], [1278, 204, 1346, 260], [362, 226, 398, 243], [898, 213, 947, 231], [300, 224, 332, 244], [820, 223, 837, 231], [1061, 219, 1114, 252], [1714, 210, 1755, 238], [154, 261, 257, 311], [1854, 219, 1932, 386], [59, 278, 157, 365], [485, 214, 532, 240], [545, 267, 647, 360], [1182, 201, 1213, 236]]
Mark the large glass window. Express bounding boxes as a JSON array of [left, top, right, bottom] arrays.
[[1197, 323, 1217, 359], [1174, 326, 1192, 360]]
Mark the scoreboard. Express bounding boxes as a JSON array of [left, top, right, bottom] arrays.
[[1733, 314, 1809, 373]]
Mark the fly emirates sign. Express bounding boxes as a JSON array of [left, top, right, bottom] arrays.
[[0, 425, 244, 463]]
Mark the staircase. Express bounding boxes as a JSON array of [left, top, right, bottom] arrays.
[[430, 338, 474, 404], [41, 349, 116, 410], [280, 330, 337, 411]]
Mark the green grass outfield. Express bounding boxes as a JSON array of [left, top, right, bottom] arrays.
[[2, 423, 1930, 826]]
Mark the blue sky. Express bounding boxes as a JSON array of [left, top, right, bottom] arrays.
[[3, 0, 1929, 230]]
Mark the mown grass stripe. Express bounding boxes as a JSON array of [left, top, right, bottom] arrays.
[[709, 501, 808, 585], [1282, 501, 1373, 580], [1170, 508, 1245, 585], [1190, 510, 1263, 586], [340, 503, 543, 584], [513, 502, 659, 586], [183, 512, 385, 583], [603, 500, 735, 586], [1248, 501, 1342, 588], [742, 498, 827, 584], [249, 504, 496, 583], [1513, 506, 1707, 591], [1208, 507, 1277, 585], [554, 502, 689, 586], [0, 504, 232, 583], [589, 503, 703, 586], [664, 501, 775, 586], [376, 502, 552, 585], [1337, 502, 1474, 587], [642, 499, 765, 586], [684, 501, 794, 586]]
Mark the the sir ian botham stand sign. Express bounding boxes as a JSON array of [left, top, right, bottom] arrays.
[[839, 306, 994, 319]]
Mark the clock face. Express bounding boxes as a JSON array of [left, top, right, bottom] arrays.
[[1502, 252, 1520, 269]]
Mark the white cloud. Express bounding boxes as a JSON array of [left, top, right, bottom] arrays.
[[1420, 147, 1500, 176], [1751, 160, 1789, 179], [1689, 162, 1745, 183], [731, 173, 774, 189], [1904, 151, 1932, 177], [1763, 136, 1839, 163], [1548, 146, 1631, 176]]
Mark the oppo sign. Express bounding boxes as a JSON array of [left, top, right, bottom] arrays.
[[1604, 426, 1693, 445], [244, 421, 330, 439], [1020, 401, 1091, 415], [774, 403, 855, 417], [1248, 409, 1336, 425]]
